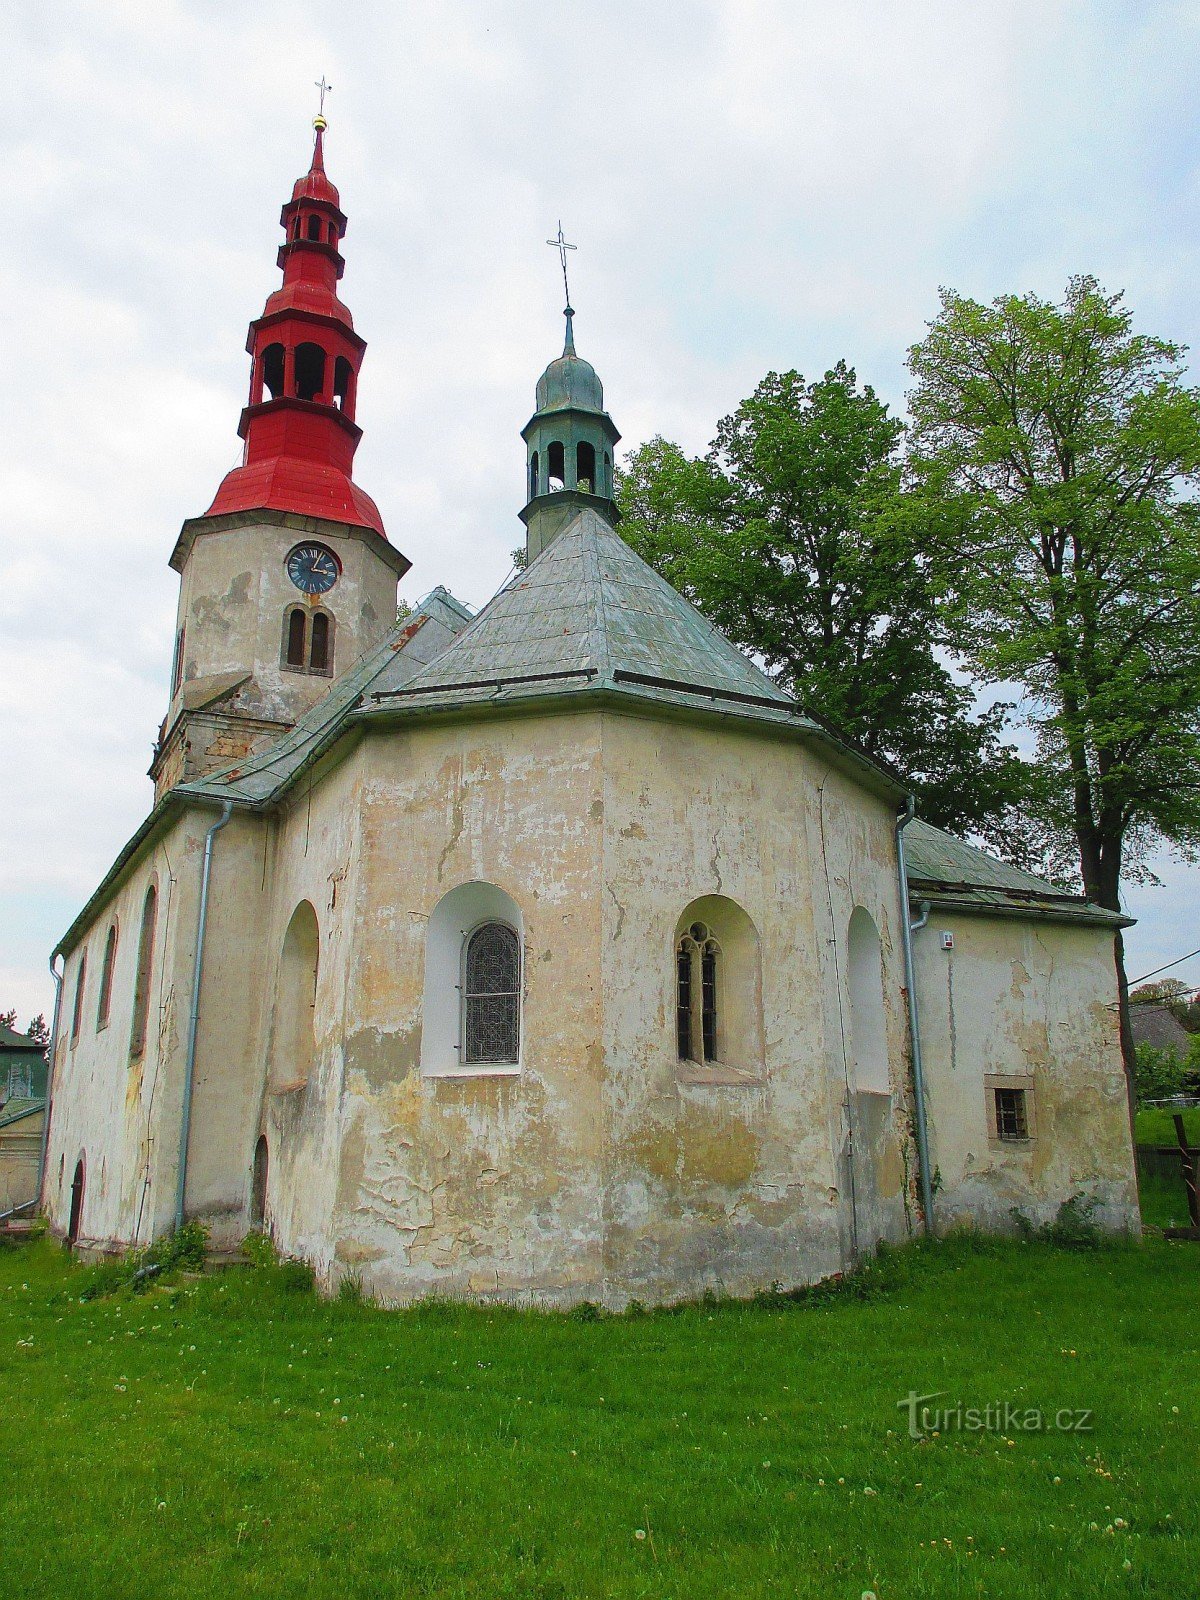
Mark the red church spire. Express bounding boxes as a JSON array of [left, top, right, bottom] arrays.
[[204, 115, 387, 538]]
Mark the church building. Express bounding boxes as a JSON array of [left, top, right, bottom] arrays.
[[41, 119, 1139, 1303]]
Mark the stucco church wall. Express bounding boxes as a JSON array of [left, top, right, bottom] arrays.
[[44, 815, 199, 1249], [171, 517, 398, 729], [913, 912, 1138, 1233], [599, 711, 916, 1304], [322, 711, 607, 1305]]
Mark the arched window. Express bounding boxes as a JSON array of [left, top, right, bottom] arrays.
[[463, 923, 521, 1064], [286, 608, 307, 667], [96, 922, 118, 1031], [129, 884, 158, 1060], [576, 441, 596, 493], [676, 920, 721, 1062], [261, 343, 285, 401], [70, 952, 87, 1044], [294, 342, 326, 402], [327, 220, 338, 243], [673, 896, 764, 1079], [529, 450, 539, 499], [68, 1156, 85, 1245], [847, 907, 890, 1094], [421, 882, 524, 1076], [309, 611, 331, 672], [306, 213, 322, 241], [250, 1135, 269, 1228], [547, 440, 565, 491], [333, 355, 353, 411], [171, 626, 185, 696], [270, 901, 320, 1091]]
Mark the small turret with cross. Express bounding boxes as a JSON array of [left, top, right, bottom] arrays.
[[519, 225, 621, 562]]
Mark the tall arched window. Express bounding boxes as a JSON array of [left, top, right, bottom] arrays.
[[286, 608, 307, 667], [603, 451, 611, 494], [463, 923, 521, 1064], [576, 441, 596, 493], [547, 440, 565, 491], [676, 920, 721, 1062], [68, 1155, 86, 1245], [309, 611, 331, 671], [129, 884, 158, 1060], [261, 342, 285, 401], [420, 882, 525, 1076], [847, 907, 890, 1094], [96, 922, 118, 1031], [250, 1135, 269, 1228], [306, 213, 322, 240], [529, 451, 539, 499], [333, 355, 352, 411], [70, 952, 87, 1044], [673, 896, 764, 1080], [270, 901, 320, 1090], [171, 626, 185, 695], [294, 342, 326, 402]]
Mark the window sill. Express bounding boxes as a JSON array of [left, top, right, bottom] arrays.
[[990, 1137, 1034, 1150], [677, 1060, 766, 1088], [423, 1062, 521, 1080]]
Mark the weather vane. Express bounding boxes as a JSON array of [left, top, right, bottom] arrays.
[[314, 76, 332, 124], [546, 221, 577, 311]]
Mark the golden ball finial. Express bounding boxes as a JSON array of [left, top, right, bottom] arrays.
[[313, 113, 328, 132]]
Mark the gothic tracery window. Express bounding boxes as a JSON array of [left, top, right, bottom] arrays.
[[463, 922, 520, 1064], [676, 920, 720, 1063]]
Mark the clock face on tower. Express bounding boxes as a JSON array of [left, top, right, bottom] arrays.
[[286, 543, 340, 595]]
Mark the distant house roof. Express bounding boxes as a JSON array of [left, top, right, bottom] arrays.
[[0, 1023, 47, 1054], [903, 818, 1130, 930], [1129, 1000, 1193, 1055], [0, 1098, 44, 1130]]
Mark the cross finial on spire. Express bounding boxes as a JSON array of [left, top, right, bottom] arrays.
[[314, 75, 332, 128], [546, 221, 577, 313]]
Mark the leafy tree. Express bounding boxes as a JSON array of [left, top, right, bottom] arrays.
[[907, 275, 1200, 1095], [617, 365, 1025, 833]]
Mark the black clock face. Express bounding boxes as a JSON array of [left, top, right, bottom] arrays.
[[286, 543, 340, 595]]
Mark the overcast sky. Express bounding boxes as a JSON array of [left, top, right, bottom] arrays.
[[3, 0, 1199, 1024]]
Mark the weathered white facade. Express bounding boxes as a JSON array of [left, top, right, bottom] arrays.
[[42, 505, 1139, 1301], [40, 127, 1138, 1299]]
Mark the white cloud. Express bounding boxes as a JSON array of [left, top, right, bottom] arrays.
[[2, 0, 1199, 1018]]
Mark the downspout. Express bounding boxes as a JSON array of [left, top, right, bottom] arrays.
[[174, 801, 233, 1233], [35, 953, 65, 1213], [896, 796, 934, 1235]]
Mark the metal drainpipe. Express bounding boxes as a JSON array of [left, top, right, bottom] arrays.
[[896, 796, 935, 1235], [174, 801, 233, 1233], [35, 954, 65, 1214]]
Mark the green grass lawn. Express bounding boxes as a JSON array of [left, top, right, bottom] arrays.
[[1134, 1106, 1200, 1147], [1, 1237, 1196, 1599]]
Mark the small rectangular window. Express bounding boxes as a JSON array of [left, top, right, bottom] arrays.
[[994, 1087, 1029, 1141]]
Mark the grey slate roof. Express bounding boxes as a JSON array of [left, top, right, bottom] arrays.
[[178, 586, 474, 806], [362, 507, 817, 723], [903, 817, 1130, 929]]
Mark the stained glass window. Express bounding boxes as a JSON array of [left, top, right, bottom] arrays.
[[464, 923, 520, 1064]]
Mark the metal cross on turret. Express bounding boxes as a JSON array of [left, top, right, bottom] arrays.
[[546, 221, 577, 311], [314, 76, 332, 121]]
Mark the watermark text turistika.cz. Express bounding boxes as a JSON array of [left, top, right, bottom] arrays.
[[899, 1390, 1094, 1440]]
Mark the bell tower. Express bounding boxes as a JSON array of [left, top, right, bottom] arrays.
[[151, 112, 410, 798], [519, 235, 621, 562]]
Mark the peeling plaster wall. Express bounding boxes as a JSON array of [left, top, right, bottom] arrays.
[[914, 913, 1138, 1232], [170, 517, 399, 730], [327, 712, 606, 1304], [599, 712, 916, 1304], [44, 816, 199, 1250]]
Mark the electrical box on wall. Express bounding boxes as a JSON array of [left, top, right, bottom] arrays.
[[940, 931, 955, 950]]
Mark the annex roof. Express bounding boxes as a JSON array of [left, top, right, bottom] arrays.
[[903, 817, 1130, 929]]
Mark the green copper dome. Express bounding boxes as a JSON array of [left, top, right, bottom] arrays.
[[534, 309, 605, 414]]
